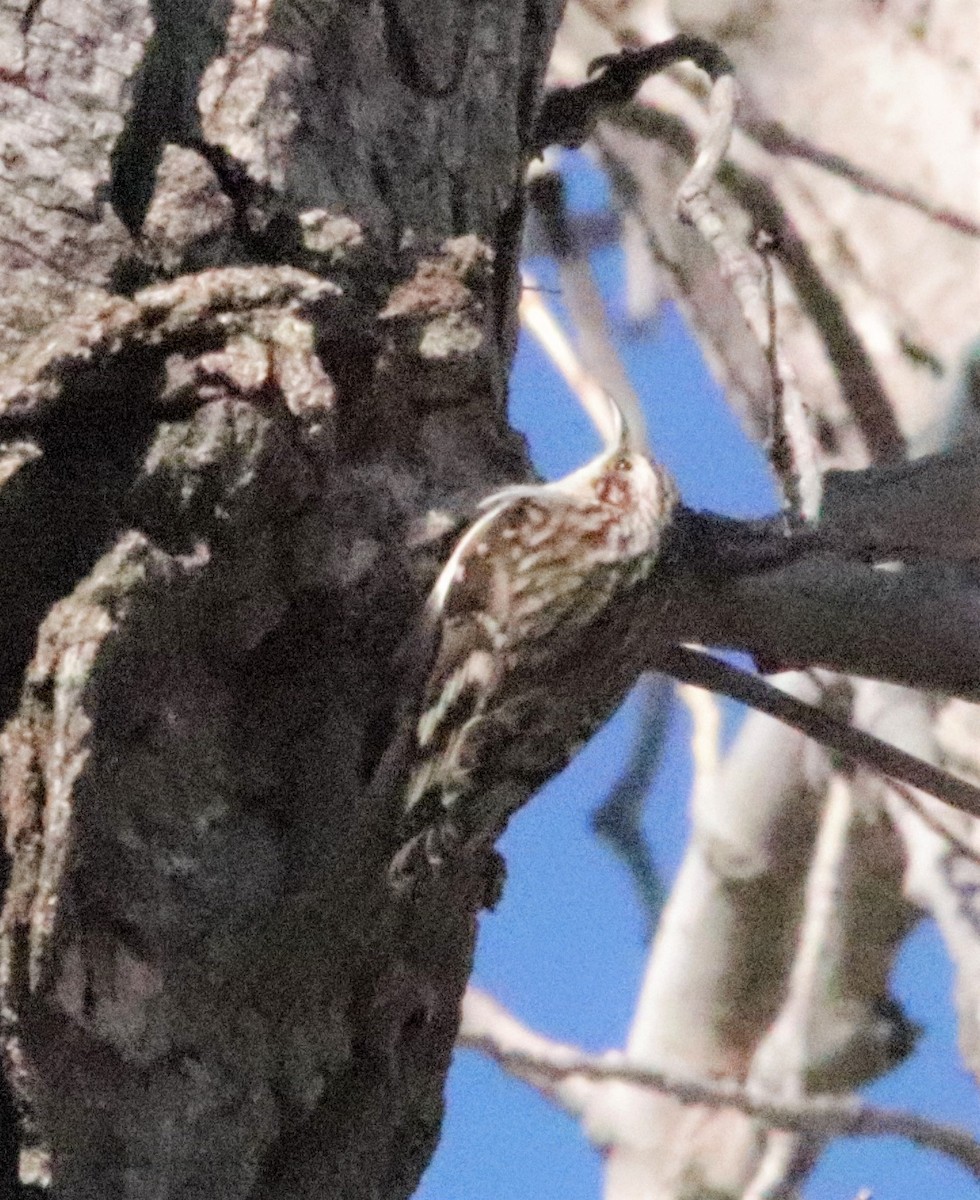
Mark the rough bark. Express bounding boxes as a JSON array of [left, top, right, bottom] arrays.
[[0, 1, 563, 1196]]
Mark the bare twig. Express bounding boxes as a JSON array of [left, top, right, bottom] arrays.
[[459, 988, 599, 1119], [565, 7, 980, 239], [674, 75, 822, 519], [458, 988, 980, 1177], [722, 164, 906, 465], [674, 73, 738, 218], [759, 233, 798, 515], [652, 645, 980, 822], [605, 105, 906, 463], [889, 781, 980, 871], [740, 115, 980, 240]]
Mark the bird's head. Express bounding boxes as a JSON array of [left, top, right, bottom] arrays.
[[467, 390, 677, 563], [550, 397, 677, 554]]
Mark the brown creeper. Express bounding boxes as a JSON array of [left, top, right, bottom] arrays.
[[389, 398, 677, 887]]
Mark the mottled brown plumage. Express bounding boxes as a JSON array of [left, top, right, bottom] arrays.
[[389, 401, 677, 887]]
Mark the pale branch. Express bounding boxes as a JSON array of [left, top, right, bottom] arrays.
[[593, 124, 775, 438], [651, 645, 980, 823], [459, 988, 598, 1119], [759, 233, 811, 520], [673, 73, 822, 520], [743, 1134, 816, 1200], [719, 160, 906, 465], [618, 204, 664, 330], [849, 681, 980, 1093], [571, 6, 980, 240], [673, 73, 735, 217], [607, 669, 827, 1183], [676, 676, 721, 801], [889, 782, 980, 872], [742, 776, 855, 1200], [459, 999, 980, 1178], [593, 74, 827, 517], [602, 104, 905, 463]]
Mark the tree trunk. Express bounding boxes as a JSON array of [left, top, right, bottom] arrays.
[[0, 1, 563, 1195]]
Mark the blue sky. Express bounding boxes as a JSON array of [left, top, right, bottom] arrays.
[[415, 152, 979, 1200]]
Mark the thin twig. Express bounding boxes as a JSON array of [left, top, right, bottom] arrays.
[[459, 988, 599, 1119], [889, 781, 980, 870], [459, 990, 980, 1178], [674, 73, 738, 217], [651, 645, 980, 823], [674, 74, 822, 520], [740, 115, 980, 240], [759, 232, 798, 515], [605, 104, 906, 463], [569, 8, 980, 239], [723, 164, 906, 464]]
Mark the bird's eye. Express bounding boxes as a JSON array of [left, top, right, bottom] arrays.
[[614, 455, 632, 472]]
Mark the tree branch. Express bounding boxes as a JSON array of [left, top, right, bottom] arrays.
[[533, 35, 734, 153], [603, 102, 907, 463], [661, 507, 980, 698], [650, 645, 980, 822], [459, 989, 980, 1179], [739, 114, 980, 240], [673, 74, 822, 520]]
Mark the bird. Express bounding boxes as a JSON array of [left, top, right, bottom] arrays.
[[387, 393, 678, 891]]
